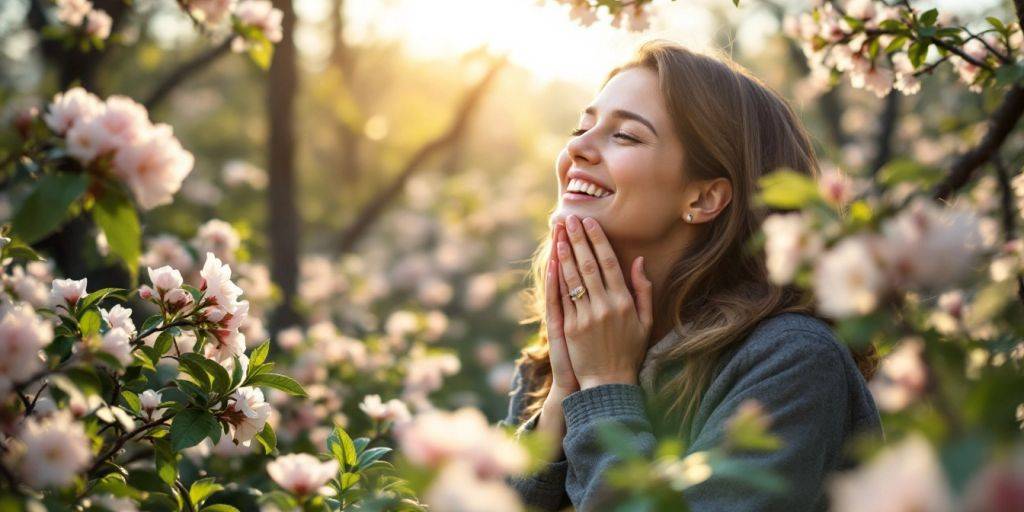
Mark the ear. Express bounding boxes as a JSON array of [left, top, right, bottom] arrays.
[[680, 177, 732, 224]]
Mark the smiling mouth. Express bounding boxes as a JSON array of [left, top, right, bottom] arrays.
[[565, 178, 614, 198]]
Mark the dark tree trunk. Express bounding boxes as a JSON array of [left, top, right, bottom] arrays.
[[267, 0, 303, 333]]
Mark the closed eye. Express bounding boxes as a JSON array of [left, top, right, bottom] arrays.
[[569, 128, 640, 143]]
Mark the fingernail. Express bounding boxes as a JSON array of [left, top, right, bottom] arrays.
[[583, 217, 596, 230]]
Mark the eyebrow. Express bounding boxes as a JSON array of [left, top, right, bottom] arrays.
[[583, 106, 658, 137]]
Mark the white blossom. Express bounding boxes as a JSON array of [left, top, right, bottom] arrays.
[[266, 453, 339, 496]]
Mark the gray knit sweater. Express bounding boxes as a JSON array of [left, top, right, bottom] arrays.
[[498, 312, 883, 511]]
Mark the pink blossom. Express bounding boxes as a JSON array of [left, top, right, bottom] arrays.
[[111, 123, 195, 210], [84, 9, 112, 40], [0, 303, 51, 395], [188, 0, 236, 27], [395, 407, 528, 479], [192, 219, 240, 263], [199, 252, 243, 314], [234, 0, 283, 42], [148, 265, 184, 295], [44, 87, 102, 136], [100, 304, 136, 337], [266, 453, 339, 496], [762, 212, 822, 285], [868, 337, 927, 412], [359, 394, 412, 424], [813, 235, 885, 318], [226, 386, 271, 445], [100, 327, 133, 366], [423, 461, 523, 512], [829, 435, 952, 512]]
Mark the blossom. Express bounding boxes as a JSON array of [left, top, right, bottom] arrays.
[[9, 410, 91, 489], [359, 394, 412, 424], [188, 0, 236, 26], [891, 53, 921, 95], [0, 303, 51, 395], [868, 337, 927, 412], [141, 235, 195, 275], [204, 299, 249, 362], [232, 0, 284, 51], [395, 407, 528, 479], [226, 386, 271, 445], [813, 236, 885, 318], [266, 453, 339, 496], [65, 116, 109, 164], [84, 9, 112, 39], [44, 87, 102, 135], [49, 277, 88, 310], [111, 123, 195, 210], [192, 219, 241, 263], [148, 265, 184, 295], [199, 252, 243, 314], [100, 304, 136, 337], [762, 212, 822, 285], [139, 389, 163, 419], [222, 160, 268, 189], [423, 461, 523, 512], [877, 197, 984, 291], [92, 95, 151, 154], [566, 1, 597, 27], [56, 0, 93, 27], [829, 435, 952, 512], [99, 327, 133, 366]]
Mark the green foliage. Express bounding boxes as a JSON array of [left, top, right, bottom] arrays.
[[11, 172, 89, 244]]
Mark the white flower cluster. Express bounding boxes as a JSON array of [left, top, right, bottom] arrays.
[[55, 0, 111, 40], [44, 88, 195, 210], [764, 197, 985, 318], [0, 301, 53, 395], [359, 394, 412, 425]]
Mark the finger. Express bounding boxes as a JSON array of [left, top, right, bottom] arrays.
[[581, 217, 629, 295], [546, 247, 576, 386], [564, 215, 607, 303], [556, 246, 577, 322], [557, 228, 590, 319], [545, 244, 563, 335], [632, 256, 653, 330]]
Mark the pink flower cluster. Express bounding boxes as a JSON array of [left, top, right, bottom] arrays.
[[231, 0, 284, 52], [55, 0, 111, 41], [787, 1, 1024, 97], [44, 88, 195, 210], [553, 0, 651, 32]]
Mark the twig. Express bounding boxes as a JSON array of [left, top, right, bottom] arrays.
[[144, 38, 234, 111], [933, 85, 1024, 200], [333, 57, 508, 254], [86, 416, 170, 476]]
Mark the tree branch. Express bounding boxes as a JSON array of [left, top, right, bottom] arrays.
[[144, 38, 233, 111], [932, 85, 1024, 200], [333, 57, 507, 254]]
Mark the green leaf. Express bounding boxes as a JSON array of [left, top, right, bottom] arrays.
[[178, 354, 212, 391], [247, 34, 274, 69], [247, 373, 307, 397], [249, 340, 270, 368], [11, 172, 90, 244], [170, 409, 218, 451], [988, 16, 1007, 34], [140, 314, 163, 334], [154, 439, 177, 487], [121, 390, 141, 415], [908, 40, 930, 68], [357, 447, 392, 469], [79, 308, 101, 337], [877, 158, 942, 187], [189, 477, 223, 507], [919, 8, 938, 27], [93, 186, 141, 284], [184, 353, 230, 394], [154, 332, 175, 358], [201, 506, 240, 512], [328, 426, 357, 468], [79, 287, 126, 311], [756, 169, 820, 209], [256, 422, 277, 455], [884, 35, 908, 54]]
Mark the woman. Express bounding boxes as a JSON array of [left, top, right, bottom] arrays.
[[499, 40, 882, 511]]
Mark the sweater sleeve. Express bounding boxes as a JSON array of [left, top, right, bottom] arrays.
[[559, 329, 855, 512], [499, 362, 571, 511]]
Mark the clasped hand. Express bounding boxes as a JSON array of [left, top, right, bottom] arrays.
[[545, 214, 653, 395]]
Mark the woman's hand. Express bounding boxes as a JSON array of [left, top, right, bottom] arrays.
[[555, 214, 653, 390], [545, 221, 580, 397]]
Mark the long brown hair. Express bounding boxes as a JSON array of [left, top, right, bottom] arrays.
[[514, 40, 877, 437]]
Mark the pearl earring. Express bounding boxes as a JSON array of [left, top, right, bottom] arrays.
[[686, 213, 694, 222]]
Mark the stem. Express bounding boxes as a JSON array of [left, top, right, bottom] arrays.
[[86, 416, 171, 476]]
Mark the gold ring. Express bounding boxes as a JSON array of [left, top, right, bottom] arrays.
[[569, 285, 587, 301]]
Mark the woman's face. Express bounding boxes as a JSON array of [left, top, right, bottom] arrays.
[[553, 67, 687, 245]]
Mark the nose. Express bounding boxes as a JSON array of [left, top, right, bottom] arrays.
[[566, 130, 601, 166]]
